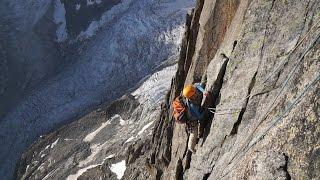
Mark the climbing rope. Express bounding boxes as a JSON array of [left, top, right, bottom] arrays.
[[208, 109, 242, 115], [223, 32, 320, 168], [263, 19, 320, 83], [216, 30, 320, 178], [239, 18, 320, 102], [206, 107, 242, 115], [285, 19, 320, 56], [219, 73, 320, 178], [203, 20, 320, 126], [255, 32, 320, 125]]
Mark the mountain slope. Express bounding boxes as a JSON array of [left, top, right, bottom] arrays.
[[0, 0, 194, 179], [16, 65, 176, 180]]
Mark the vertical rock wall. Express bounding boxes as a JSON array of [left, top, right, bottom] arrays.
[[124, 0, 320, 179]]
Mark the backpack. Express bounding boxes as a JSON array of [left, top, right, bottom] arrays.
[[172, 96, 188, 124]]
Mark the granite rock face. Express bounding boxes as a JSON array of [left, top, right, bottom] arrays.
[[125, 0, 320, 179], [16, 0, 319, 179]]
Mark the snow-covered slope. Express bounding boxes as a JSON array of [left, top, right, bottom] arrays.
[[0, 0, 194, 179], [16, 65, 177, 179]]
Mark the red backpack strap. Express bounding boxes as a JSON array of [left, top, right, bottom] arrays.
[[172, 96, 188, 123]]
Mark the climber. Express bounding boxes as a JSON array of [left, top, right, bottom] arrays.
[[172, 79, 212, 153]]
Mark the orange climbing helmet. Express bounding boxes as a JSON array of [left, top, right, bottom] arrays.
[[183, 85, 196, 99]]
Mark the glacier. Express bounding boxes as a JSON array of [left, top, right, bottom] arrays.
[[18, 64, 177, 179], [0, 0, 194, 179]]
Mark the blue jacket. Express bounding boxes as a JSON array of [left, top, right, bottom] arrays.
[[186, 84, 205, 121]]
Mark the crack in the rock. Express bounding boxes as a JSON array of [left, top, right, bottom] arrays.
[[220, 135, 227, 148], [182, 127, 190, 157], [181, 128, 191, 171], [230, 71, 257, 135], [251, 88, 275, 97], [184, 151, 192, 171], [280, 153, 292, 180], [202, 172, 211, 180], [176, 158, 184, 180], [232, 40, 238, 53], [202, 54, 230, 143]]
